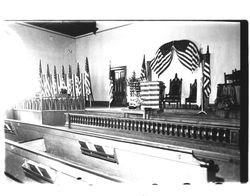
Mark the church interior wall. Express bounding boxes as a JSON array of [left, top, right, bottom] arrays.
[[76, 21, 240, 104], [3, 21, 240, 106]]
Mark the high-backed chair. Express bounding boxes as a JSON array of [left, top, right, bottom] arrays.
[[185, 79, 197, 108], [163, 73, 182, 108]]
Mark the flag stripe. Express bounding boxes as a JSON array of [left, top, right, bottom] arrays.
[[203, 62, 211, 97], [155, 52, 173, 76]]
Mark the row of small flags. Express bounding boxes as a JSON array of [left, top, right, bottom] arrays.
[[39, 57, 93, 101]]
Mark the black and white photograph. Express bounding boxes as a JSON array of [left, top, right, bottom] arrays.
[[0, 1, 249, 195]]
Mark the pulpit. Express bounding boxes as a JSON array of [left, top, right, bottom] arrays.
[[140, 81, 165, 110]]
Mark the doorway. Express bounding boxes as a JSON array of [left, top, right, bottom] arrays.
[[110, 66, 127, 107]]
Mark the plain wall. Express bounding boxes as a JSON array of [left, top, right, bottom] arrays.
[[76, 21, 240, 104], [2, 22, 76, 109]]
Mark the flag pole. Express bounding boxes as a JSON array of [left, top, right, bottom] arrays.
[[198, 59, 207, 115], [109, 61, 112, 109]]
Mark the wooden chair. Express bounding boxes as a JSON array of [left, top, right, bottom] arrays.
[[232, 69, 240, 85], [185, 79, 197, 108], [224, 71, 234, 84], [163, 73, 182, 108]]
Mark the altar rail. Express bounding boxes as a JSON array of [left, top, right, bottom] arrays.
[[15, 96, 85, 111], [65, 113, 239, 146]]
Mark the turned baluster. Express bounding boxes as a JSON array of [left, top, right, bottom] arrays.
[[141, 122, 145, 132], [176, 125, 181, 137], [96, 117, 99, 126], [134, 121, 138, 131], [120, 119, 123, 129], [90, 116, 94, 125], [165, 124, 170, 135], [155, 123, 160, 134], [111, 118, 114, 128], [138, 121, 141, 131], [171, 125, 176, 136], [113, 119, 116, 128], [160, 123, 165, 135], [145, 122, 149, 132], [189, 126, 194, 139], [225, 129, 230, 143], [123, 120, 126, 129], [107, 118, 110, 127], [201, 127, 207, 140]]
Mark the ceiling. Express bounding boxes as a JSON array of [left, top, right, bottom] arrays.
[[25, 21, 98, 37]]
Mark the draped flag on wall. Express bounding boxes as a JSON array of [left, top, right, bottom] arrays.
[[140, 54, 147, 81], [109, 62, 114, 106], [203, 54, 211, 98], [84, 57, 93, 101], [150, 40, 200, 77]]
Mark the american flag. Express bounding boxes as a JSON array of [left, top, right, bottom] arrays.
[[140, 54, 147, 81], [150, 41, 174, 77], [109, 62, 114, 104], [67, 65, 74, 97], [75, 74, 81, 97], [84, 57, 92, 100], [75, 63, 82, 97], [39, 60, 45, 97], [44, 74, 53, 97], [150, 40, 200, 77], [45, 64, 53, 97], [173, 40, 200, 72], [203, 59, 211, 98], [52, 66, 59, 95]]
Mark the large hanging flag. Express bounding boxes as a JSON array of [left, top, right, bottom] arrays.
[[39, 60, 45, 97], [109, 62, 114, 105], [150, 40, 200, 77], [203, 53, 211, 98], [140, 54, 147, 81], [173, 40, 200, 72], [150, 42, 174, 77], [67, 65, 74, 97], [84, 57, 93, 101]]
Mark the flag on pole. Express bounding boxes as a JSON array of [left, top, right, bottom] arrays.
[[140, 54, 147, 81], [109, 61, 114, 105], [44, 64, 53, 97], [84, 57, 93, 101], [39, 60, 45, 97], [67, 65, 74, 97], [52, 66, 59, 96], [203, 57, 211, 98], [75, 63, 82, 97]]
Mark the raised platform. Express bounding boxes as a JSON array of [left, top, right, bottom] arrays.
[[12, 109, 85, 126], [83, 107, 240, 127]]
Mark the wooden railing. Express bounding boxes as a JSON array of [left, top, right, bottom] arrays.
[[15, 96, 85, 111], [65, 113, 239, 146]]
